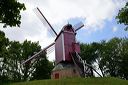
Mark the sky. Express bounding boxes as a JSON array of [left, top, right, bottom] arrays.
[[0, 0, 128, 61]]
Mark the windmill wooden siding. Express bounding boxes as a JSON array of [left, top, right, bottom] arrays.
[[64, 31, 75, 62], [55, 32, 66, 64]]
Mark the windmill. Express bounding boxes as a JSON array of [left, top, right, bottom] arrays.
[[22, 7, 102, 79]]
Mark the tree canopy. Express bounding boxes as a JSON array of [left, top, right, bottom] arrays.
[[80, 37, 128, 79], [0, 31, 53, 83], [116, 2, 128, 31], [0, 0, 26, 28]]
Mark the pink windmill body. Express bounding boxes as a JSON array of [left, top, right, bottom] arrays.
[[55, 24, 80, 64]]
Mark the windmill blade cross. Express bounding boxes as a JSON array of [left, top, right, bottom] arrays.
[[33, 7, 57, 37]]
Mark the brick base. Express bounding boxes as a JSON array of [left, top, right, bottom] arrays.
[[51, 62, 80, 79]]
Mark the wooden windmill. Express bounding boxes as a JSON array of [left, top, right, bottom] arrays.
[[22, 7, 102, 79]]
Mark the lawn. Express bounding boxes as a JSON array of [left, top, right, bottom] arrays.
[[9, 77, 128, 85]]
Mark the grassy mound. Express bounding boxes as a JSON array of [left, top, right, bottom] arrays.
[[10, 77, 128, 85]]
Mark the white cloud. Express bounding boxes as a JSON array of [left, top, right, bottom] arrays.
[[0, 0, 126, 61], [32, 0, 126, 29]]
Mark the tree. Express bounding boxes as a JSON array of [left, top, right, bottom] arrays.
[[118, 38, 128, 79], [116, 2, 128, 31], [0, 35, 54, 82], [0, 40, 42, 81], [80, 43, 99, 76], [31, 55, 54, 80], [0, 31, 9, 57], [0, 31, 9, 83], [21, 40, 41, 81], [0, 0, 26, 28], [6, 41, 22, 81], [99, 38, 122, 77], [80, 38, 128, 79]]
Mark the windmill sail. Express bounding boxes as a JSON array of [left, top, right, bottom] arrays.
[[33, 7, 57, 37], [73, 22, 84, 32], [22, 42, 55, 64], [46, 44, 55, 55]]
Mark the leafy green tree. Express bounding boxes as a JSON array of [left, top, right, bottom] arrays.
[[0, 30, 54, 82], [94, 38, 128, 79], [1, 40, 41, 81], [116, 2, 128, 31], [80, 38, 128, 79], [31, 55, 54, 80], [80, 42, 107, 77], [0, 31, 9, 57], [80, 43, 98, 76], [0, 0, 26, 27], [0, 36, 54, 82], [99, 38, 122, 77], [21, 40, 41, 81], [0, 31, 9, 83], [80, 43, 95, 64], [6, 41, 22, 81], [118, 38, 128, 79]]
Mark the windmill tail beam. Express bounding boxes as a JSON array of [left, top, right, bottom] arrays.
[[71, 52, 103, 77]]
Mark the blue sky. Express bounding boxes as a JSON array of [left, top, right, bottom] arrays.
[[76, 18, 128, 43]]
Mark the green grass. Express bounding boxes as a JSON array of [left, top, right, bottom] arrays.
[[10, 77, 128, 85]]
